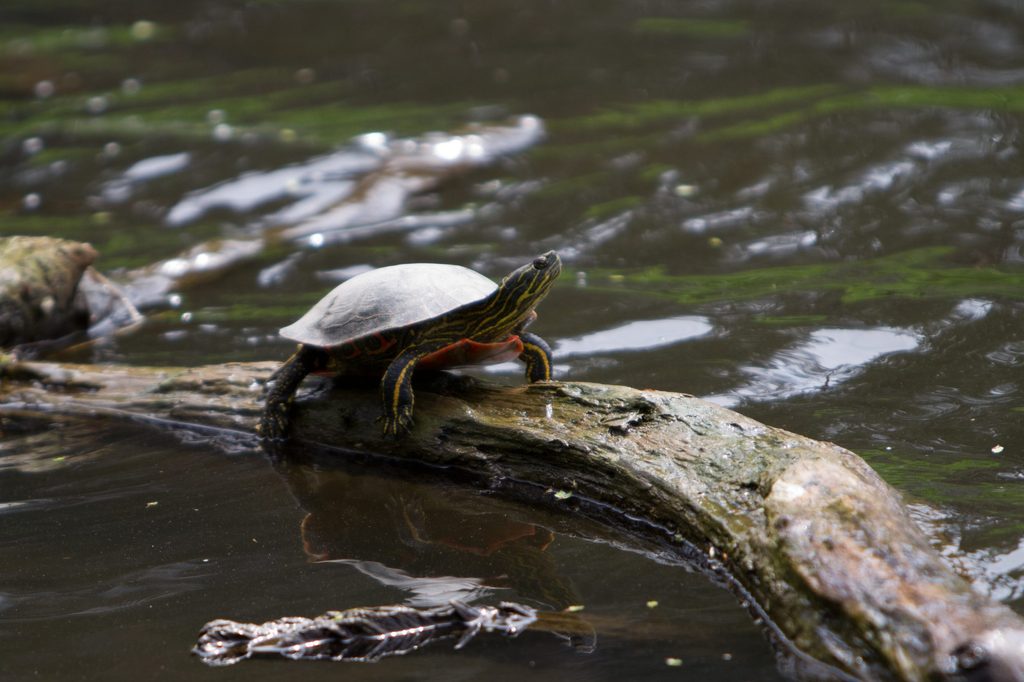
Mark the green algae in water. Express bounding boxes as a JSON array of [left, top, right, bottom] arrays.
[[555, 82, 1024, 143], [584, 196, 645, 220], [582, 248, 1024, 305], [0, 23, 170, 54], [861, 446, 1024, 513], [559, 84, 843, 133]]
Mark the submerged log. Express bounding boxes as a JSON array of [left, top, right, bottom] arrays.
[[1, 359, 1023, 681], [193, 600, 539, 666]]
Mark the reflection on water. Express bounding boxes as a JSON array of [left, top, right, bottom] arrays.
[[0, 420, 781, 680], [708, 327, 920, 408], [166, 150, 370, 226], [484, 316, 712, 376], [279, 459, 577, 611], [164, 116, 543, 244], [912, 504, 1024, 604], [556, 317, 713, 357]]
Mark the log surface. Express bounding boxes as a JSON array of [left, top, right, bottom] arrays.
[[2, 359, 1023, 681]]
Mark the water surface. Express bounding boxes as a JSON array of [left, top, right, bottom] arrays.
[[2, 0, 1024, 679]]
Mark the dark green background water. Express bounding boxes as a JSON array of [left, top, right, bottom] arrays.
[[3, 1, 1024, 679]]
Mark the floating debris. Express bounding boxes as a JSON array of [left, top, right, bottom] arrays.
[[193, 601, 537, 666]]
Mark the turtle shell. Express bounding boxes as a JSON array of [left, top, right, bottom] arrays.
[[281, 263, 497, 348]]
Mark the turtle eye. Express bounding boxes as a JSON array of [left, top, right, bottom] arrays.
[[532, 256, 548, 270]]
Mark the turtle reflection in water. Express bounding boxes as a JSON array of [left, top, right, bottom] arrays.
[[260, 251, 561, 440], [278, 462, 594, 650]]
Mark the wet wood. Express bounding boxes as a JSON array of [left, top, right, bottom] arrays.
[[2, 359, 1022, 681], [0, 237, 141, 356], [0, 237, 96, 348]]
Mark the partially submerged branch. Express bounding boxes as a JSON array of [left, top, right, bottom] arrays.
[[193, 601, 538, 666], [2, 359, 1023, 680]]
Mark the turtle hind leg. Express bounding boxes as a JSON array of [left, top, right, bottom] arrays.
[[259, 345, 325, 442], [518, 332, 553, 382]]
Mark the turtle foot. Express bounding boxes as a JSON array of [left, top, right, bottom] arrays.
[[379, 409, 414, 439], [258, 405, 291, 443]]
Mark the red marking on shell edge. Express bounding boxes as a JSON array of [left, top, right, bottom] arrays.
[[419, 336, 524, 370], [366, 332, 398, 355]]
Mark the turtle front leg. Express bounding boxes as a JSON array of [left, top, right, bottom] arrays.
[[260, 345, 326, 442], [518, 332, 554, 382], [380, 344, 444, 437]]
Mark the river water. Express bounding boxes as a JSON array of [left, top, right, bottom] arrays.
[[2, 1, 1024, 679]]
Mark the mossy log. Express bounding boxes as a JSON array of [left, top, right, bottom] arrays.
[[2, 360, 1023, 681]]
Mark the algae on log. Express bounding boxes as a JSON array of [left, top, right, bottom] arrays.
[[0, 237, 96, 348], [2, 360, 1023, 681], [0, 237, 142, 356]]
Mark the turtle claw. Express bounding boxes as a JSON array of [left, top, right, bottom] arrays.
[[258, 410, 288, 443], [258, 397, 294, 443], [380, 408, 414, 439]]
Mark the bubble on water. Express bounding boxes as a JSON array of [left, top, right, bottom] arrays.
[[34, 80, 55, 99], [308, 233, 325, 248], [23, 193, 41, 210], [49, 160, 68, 176], [207, 109, 226, 125], [22, 137, 44, 155], [180, 311, 193, 323], [279, 128, 297, 143], [86, 95, 108, 115], [121, 77, 142, 95], [102, 141, 121, 158], [294, 67, 316, 84], [212, 123, 233, 141], [131, 20, 157, 41], [168, 294, 183, 308]]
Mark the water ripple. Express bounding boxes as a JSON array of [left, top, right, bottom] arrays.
[[708, 327, 921, 407], [2, 561, 211, 622]]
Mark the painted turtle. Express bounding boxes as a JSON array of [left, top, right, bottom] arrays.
[[260, 251, 561, 440]]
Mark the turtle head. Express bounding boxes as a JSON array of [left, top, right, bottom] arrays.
[[479, 251, 561, 334]]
